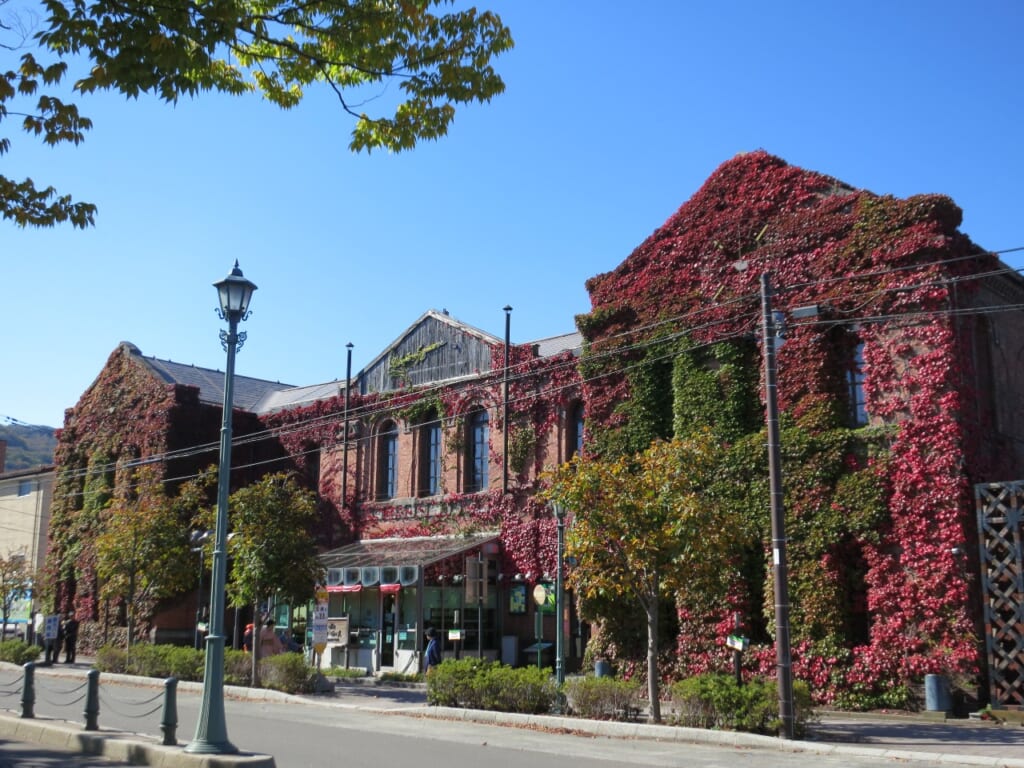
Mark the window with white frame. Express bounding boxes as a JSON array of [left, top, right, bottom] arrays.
[[376, 420, 399, 500], [417, 411, 442, 497], [466, 409, 489, 492]]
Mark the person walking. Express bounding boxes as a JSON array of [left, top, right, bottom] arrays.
[[424, 627, 442, 675]]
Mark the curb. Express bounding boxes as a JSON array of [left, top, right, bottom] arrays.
[[404, 707, 1024, 768], [8, 662, 1024, 768], [0, 712, 275, 768]]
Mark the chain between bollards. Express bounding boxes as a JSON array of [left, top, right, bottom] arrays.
[[20, 662, 34, 719], [84, 669, 100, 731], [161, 677, 178, 746]]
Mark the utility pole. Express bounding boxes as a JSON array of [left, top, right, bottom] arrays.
[[502, 306, 512, 494], [342, 343, 353, 510], [760, 271, 795, 740]]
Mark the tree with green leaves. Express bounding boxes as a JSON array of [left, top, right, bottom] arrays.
[[0, 552, 33, 636], [94, 467, 193, 646], [545, 433, 744, 723], [2, 0, 512, 227], [196, 471, 322, 685]]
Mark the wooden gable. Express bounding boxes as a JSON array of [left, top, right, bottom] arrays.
[[360, 310, 500, 394]]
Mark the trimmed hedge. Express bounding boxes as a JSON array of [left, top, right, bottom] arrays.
[[563, 675, 642, 720], [426, 658, 557, 713], [94, 643, 317, 694], [670, 674, 815, 737], [0, 640, 42, 665]]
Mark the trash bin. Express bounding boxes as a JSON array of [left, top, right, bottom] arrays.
[[594, 659, 611, 678], [924, 674, 952, 713]]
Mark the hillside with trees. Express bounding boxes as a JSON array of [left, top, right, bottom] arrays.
[[0, 421, 57, 470]]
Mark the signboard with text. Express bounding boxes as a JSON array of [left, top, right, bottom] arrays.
[[312, 586, 329, 653]]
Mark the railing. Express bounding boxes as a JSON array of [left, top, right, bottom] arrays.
[[6, 663, 179, 745]]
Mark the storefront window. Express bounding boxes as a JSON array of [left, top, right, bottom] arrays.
[[397, 587, 418, 651]]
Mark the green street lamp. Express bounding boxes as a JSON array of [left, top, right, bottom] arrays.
[[554, 502, 566, 687], [186, 261, 256, 755]]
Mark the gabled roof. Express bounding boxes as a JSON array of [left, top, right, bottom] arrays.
[[359, 309, 502, 377], [122, 343, 296, 411]]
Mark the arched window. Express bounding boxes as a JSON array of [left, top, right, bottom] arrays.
[[417, 410, 442, 497], [567, 401, 585, 460], [466, 409, 489, 493], [376, 420, 399, 500]]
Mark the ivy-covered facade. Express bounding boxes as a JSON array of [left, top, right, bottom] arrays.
[[46, 153, 1024, 701], [48, 317, 585, 663], [576, 151, 1024, 707]]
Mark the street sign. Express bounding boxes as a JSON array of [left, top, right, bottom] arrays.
[[532, 584, 548, 607], [726, 634, 749, 652], [44, 614, 59, 641], [312, 587, 329, 654]]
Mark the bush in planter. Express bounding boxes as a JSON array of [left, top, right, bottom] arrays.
[[0, 639, 42, 665], [670, 673, 815, 737], [563, 675, 642, 720]]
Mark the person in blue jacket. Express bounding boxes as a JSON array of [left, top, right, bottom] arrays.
[[425, 626, 442, 674]]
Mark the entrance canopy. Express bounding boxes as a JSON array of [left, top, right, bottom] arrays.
[[320, 532, 499, 591]]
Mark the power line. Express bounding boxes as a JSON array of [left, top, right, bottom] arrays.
[[40, 251, 1024, 503]]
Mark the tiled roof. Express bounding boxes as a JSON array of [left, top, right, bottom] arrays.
[[252, 381, 345, 415], [127, 344, 295, 411], [530, 332, 582, 358], [122, 317, 579, 419]]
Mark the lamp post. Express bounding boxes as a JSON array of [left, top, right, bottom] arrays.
[[342, 342, 353, 510], [186, 261, 256, 755], [554, 503, 566, 686], [190, 530, 213, 650], [502, 305, 512, 494]]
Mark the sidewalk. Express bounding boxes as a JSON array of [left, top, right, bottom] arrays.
[[5, 659, 1024, 768]]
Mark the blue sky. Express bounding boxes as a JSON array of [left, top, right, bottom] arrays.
[[3, 1, 1022, 429]]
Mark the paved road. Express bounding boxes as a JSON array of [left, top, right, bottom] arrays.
[[6, 664, 1024, 768]]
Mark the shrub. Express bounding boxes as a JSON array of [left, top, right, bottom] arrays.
[[324, 666, 368, 679], [260, 653, 316, 694], [94, 645, 128, 673], [0, 640, 42, 665], [670, 674, 815, 737], [426, 658, 556, 714], [563, 675, 642, 720], [427, 657, 491, 707], [477, 664, 557, 714], [379, 671, 421, 683], [224, 649, 252, 686]]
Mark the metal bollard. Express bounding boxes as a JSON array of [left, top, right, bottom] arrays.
[[160, 677, 178, 746], [84, 669, 100, 731], [21, 662, 35, 719]]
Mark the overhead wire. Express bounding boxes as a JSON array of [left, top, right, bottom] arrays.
[[37, 247, 1024, 504]]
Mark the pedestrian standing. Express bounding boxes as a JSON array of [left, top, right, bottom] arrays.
[[62, 614, 80, 663], [425, 626, 442, 675], [258, 618, 283, 657], [46, 615, 64, 665]]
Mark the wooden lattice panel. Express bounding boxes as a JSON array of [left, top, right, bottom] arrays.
[[976, 481, 1024, 709]]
